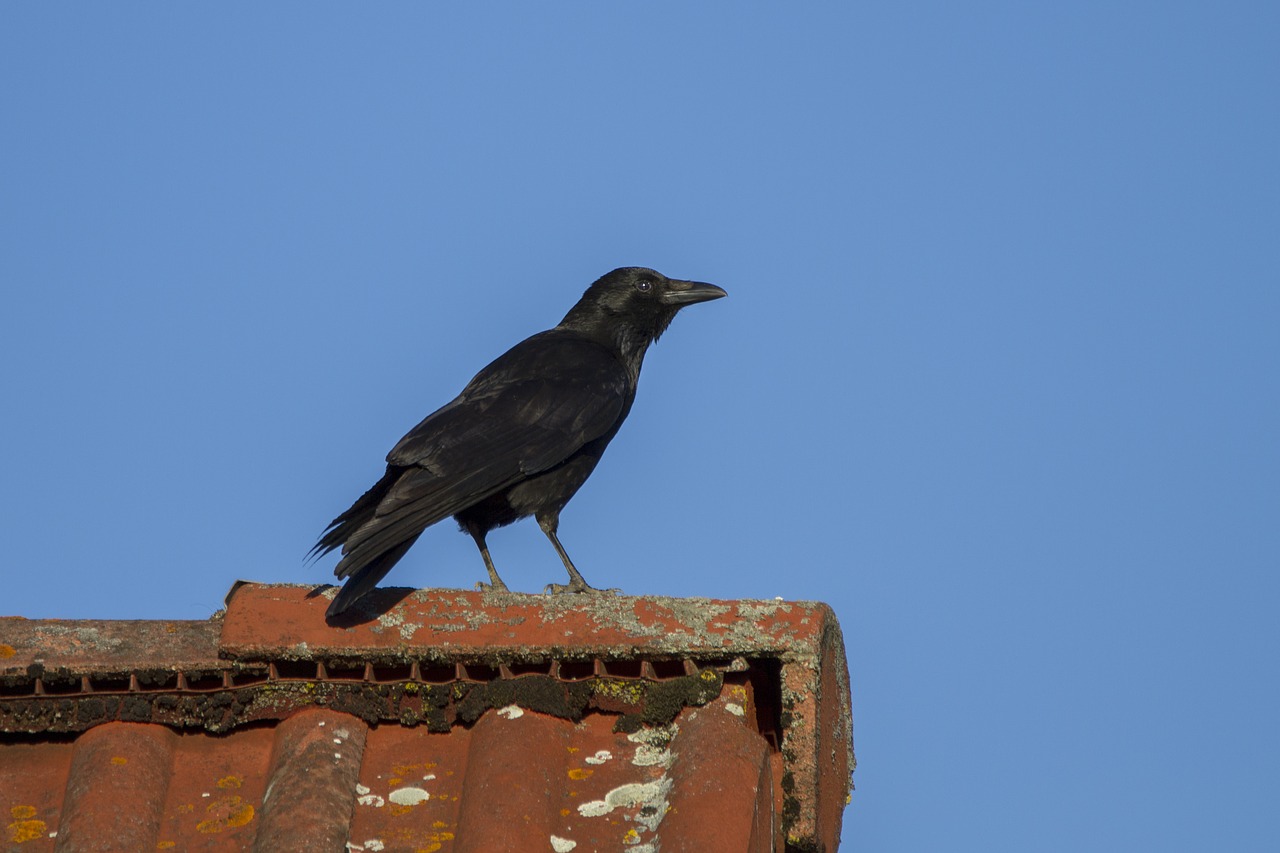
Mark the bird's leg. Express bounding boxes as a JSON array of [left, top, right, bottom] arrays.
[[467, 528, 509, 592], [538, 516, 620, 595]]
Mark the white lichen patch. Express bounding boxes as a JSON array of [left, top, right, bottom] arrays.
[[630, 744, 671, 767], [355, 783, 370, 796], [388, 786, 430, 806], [626, 723, 677, 746], [584, 750, 613, 765], [550, 836, 578, 852], [347, 841, 385, 852], [576, 779, 671, 820], [372, 608, 427, 641], [496, 704, 524, 719], [577, 800, 612, 818], [357, 794, 385, 807], [725, 702, 745, 717], [627, 723, 677, 768]]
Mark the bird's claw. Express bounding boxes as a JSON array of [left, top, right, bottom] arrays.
[[475, 580, 509, 593], [543, 582, 622, 595]]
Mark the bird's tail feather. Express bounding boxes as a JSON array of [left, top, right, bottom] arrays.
[[308, 466, 400, 561], [325, 533, 421, 617]]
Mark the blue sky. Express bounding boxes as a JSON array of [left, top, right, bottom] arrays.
[[3, 4, 1278, 849]]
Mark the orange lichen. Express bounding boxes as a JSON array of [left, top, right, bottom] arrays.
[[157, 842, 176, 849], [215, 775, 243, 789], [6, 820, 46, 843], [110, 756, 128, 766], [392, 761, 436, 776], [6, 806, 46, 843], [0, 644, 15, 658], [195, 796, 255, 833], [567, 768, 593, 780], [385, 825, 452, 852]]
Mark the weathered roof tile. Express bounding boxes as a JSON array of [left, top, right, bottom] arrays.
[[1, 583, 853, 850]]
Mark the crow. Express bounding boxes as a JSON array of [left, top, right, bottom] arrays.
[[312, 266, 726, 617]]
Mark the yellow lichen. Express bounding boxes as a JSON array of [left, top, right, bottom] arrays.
[[392, 762, 436, 775], [567, 768, 592, 780], [228, 807, 256, 828], [157, 842, 176, 849], [6, 819, 46, 843], [216, 775, 243, 789], [592, 679, 645, 703], [110, 756, 128, 766], [6, 808, 46, 844], [195, 796, 255, 833], [0, 644, 15, 659]]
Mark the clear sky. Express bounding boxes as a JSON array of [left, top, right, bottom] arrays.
[[3, 4, 1278, 850]]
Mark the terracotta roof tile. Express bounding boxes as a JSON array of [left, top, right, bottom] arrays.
[[1, 584, 853, 850]]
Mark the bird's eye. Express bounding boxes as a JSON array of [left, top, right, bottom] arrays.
[[635, 279, 653, 292]]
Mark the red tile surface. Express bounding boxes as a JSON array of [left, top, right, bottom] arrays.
[[2, 584, 854, 850], [218, 583, 840, 663]]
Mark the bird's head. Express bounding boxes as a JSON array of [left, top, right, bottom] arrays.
[[562, 267, 727, 354]]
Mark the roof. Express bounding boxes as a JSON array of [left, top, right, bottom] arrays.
[[1, 583, 854, 851]]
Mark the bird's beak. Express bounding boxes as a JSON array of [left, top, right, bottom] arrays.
[[661, 280, 728, 306]]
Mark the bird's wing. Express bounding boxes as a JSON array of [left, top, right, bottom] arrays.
[[336, 334, 629, 570]]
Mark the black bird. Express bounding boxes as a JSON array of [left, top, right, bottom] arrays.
[[312, 267, 726, 617]]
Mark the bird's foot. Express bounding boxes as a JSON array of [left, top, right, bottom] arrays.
[[475, 580, 510, 593], [543, 581, 622, 595]]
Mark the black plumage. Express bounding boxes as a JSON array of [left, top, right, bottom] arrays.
[[312, 266, 726, 617]]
